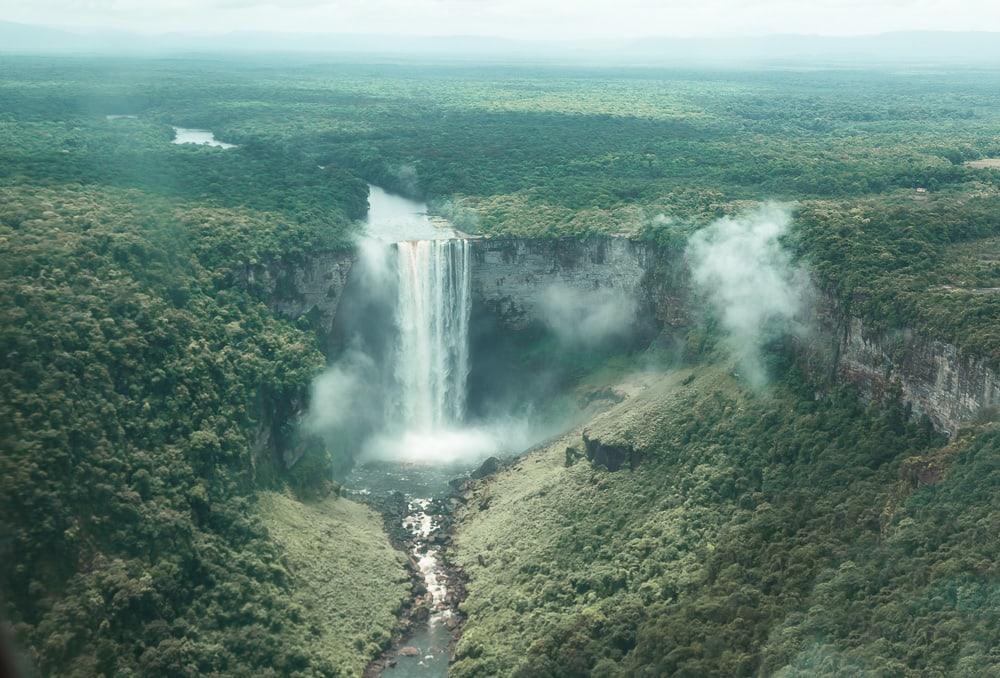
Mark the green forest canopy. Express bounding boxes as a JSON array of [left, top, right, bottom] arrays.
[[1, 55, 997, 362], [1, 54, 998, 675]]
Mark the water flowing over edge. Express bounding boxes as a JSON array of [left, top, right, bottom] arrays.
[[393, 239, 472, 434]]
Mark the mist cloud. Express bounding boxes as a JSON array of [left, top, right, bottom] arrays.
[[538, 283, 638, 348], [305, 345, 380, 437], [686, 203, 811, 386]]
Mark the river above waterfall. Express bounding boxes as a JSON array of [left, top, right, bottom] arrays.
[[364, 185, 458, 242]]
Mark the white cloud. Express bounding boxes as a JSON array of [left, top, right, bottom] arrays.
[[686, 203, 812, 387], [3, 0, 1000, 38]]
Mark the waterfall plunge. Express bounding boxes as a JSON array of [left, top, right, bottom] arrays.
[[316, 187, 531, 466], [393, 239, 471, 432]]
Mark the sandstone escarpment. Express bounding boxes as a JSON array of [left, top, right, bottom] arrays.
[[469, 235, 997, 435], [803, 294, 999, 435], [240, 250, 355, 468]]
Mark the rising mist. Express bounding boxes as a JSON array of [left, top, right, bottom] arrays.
[[686, 204, 812, 386]]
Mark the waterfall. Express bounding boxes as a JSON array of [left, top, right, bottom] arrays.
[[393, 239, 471, 432]]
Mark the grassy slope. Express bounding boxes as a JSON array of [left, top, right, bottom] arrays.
[[451, 366, 732, 676], [451, 363, 999, 676], [256, 492, 410, 677]]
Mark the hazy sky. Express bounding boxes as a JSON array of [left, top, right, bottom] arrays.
[[3, 0, 1000, 39]]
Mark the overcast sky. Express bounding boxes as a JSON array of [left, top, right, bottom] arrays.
[[3, 0, 1000, 39]]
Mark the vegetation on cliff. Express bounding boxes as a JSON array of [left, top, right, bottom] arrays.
[[0, 161, 394, 673]]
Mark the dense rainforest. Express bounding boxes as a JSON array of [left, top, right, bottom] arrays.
[[0, 54, 998, 676], [2, 57, 998, 364]]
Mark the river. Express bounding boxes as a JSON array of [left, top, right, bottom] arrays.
[[171, 127, 237, 149]]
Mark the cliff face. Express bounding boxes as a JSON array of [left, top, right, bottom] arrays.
[[243, 250, 356, 353], [469, 236, 996, 434], [804, 294, 999, 435], [257, 237, 995, 443], [840, 318, 999, 433], [240, 250, 355, 469], [469, 237, 687, 333]]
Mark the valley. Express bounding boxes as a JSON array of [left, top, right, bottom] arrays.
[[1, 52, 998, 677]]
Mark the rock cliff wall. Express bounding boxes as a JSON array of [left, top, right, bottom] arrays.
[[468, 236, 688, 333], [239, 250, 355, 468], [468, 235, 996, 434], [242, 250, 356, 353], [255, 237, 995, 444], [803, 294, 999, 435]]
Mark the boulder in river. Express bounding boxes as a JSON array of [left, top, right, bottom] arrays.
[[399, 646, 420, 657]]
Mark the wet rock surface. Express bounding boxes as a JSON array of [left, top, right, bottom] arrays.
[[470, 237, 660, 333], [470, 456, 502, 479]]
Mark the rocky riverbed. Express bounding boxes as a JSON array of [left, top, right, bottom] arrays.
[[349, 463, 471, 677]]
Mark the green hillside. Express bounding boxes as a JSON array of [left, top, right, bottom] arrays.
[[452, 363, 998, 676]]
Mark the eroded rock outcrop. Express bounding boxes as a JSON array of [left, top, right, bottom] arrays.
[[582, 431, 642, 471], [839, 319, 998, 433]]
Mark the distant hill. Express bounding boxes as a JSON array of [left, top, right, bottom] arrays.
[[630, 32, 1000, 64], [1, 20, 999, 65]]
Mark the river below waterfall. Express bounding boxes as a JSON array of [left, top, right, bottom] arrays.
[[348, 462, 473, 677]]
